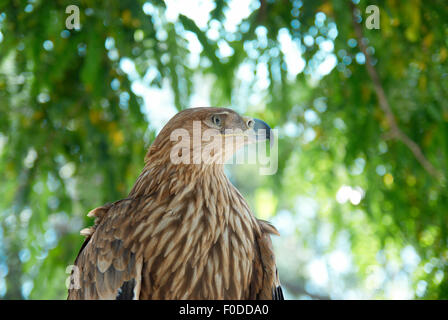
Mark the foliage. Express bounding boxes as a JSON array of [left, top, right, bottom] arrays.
[[0, 0, 447, 299]]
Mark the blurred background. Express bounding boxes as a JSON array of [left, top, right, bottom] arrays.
[[0, 0, 447, 299]]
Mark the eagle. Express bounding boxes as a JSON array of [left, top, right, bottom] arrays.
[[68, 107, 283, 300]]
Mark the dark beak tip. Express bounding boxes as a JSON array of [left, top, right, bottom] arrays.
[[253, 118, 274, 146]]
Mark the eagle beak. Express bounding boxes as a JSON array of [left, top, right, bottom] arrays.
[[253, 118, 273, 147]]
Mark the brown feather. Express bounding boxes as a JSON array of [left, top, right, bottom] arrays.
[[68, 107, 282, 300]]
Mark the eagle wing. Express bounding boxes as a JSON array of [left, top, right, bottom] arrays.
[[68, 198, 283, 300], [250, 219, 284, 300], [68, 200, 144, 300]]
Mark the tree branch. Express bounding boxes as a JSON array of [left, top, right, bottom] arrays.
[[350, 3, 444, 183], [257, 0, 267, 24]]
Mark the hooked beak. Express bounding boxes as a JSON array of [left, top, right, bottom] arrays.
[[253, 118, 273, 147]]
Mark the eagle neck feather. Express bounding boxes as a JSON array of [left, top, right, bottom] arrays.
[[128, 144, 259, 238], [125, 137, 261, 298]]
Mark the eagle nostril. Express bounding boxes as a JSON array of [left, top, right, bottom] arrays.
[[247, 119, 255, 128]]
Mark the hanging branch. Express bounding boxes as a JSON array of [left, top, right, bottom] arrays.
[[257, 0, 267, 23], [350, 3, 444, 183]]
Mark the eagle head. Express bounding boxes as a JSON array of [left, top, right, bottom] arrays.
[[147, 107, 272, 165]]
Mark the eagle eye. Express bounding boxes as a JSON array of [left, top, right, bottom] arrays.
[[211, 115, 222, 127]]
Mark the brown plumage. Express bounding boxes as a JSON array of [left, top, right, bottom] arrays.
[[68, 107, 283, 300]]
